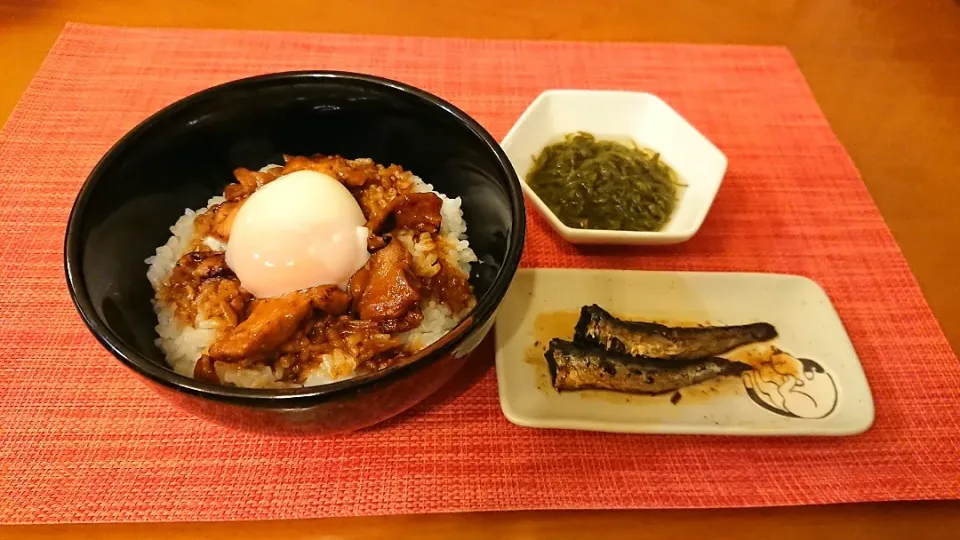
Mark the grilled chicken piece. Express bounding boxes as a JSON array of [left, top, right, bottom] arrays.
[[206, 285, 350, 361], [426, 258, 474, 315], [364, 195, 402, 235], [192, 252, 232, 281], [161, 250, 251, 328], [347, 267, 370, 308], [365, 192, 443, 235], [349, 258, 424, 332], [190, 199, 245, 245], [196, 276, 250, 328], [193, 355, 220, 383], [303, 284, 351, 315], [378, 307, 424, 333], [366, 234, 388, 252], [225, 167, 284, 200], [394, 192, 443, 232], [210, 200, 243, 241], [280, 154, 372, 187], [207, 293, 313, 361], [355, 240, 421, 321], [170, 251, 234, 283]]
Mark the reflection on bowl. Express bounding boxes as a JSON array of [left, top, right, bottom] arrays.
[[65, 71, 526, 434], [501, 90, 727, 245]]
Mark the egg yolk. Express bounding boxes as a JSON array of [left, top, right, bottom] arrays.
[[225, 170, 370, 298]]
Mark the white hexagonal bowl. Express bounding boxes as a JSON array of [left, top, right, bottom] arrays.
[[501, 90, 727, 245]]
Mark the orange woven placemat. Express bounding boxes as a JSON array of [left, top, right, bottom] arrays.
[[1, 23, 959, 524]]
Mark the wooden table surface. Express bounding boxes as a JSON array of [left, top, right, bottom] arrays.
[[2, 0, 959, 538]]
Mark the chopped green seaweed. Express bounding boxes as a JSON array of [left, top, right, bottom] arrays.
[[526, 132, 681, 232]]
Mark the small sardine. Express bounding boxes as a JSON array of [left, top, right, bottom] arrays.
[[574, 304, 777, 361], [545, 339, 752, 394]]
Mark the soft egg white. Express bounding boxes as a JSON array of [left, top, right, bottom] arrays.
[[225, 169, 370, 298]]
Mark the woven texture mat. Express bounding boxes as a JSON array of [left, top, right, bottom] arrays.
[[1, 23, 959, 524]]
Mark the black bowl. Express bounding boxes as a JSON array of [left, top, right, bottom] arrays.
[[65, 71, 525, 435]]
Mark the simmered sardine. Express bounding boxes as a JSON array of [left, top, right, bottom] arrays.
[[574, 304, 776, 361], [545, 339, 751, 394]]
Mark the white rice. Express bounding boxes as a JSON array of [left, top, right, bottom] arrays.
[[145, 170, 476, 388]]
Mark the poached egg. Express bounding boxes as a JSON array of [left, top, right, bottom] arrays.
[[225, 169, 370, 298]]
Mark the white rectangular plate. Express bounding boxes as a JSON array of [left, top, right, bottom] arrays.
[[495, 269, 875, 436]]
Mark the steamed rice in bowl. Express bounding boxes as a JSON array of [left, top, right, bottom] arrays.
[[145, 154, 478, 389]]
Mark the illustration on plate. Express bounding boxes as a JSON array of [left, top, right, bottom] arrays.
[[743, 356, 838, 419]]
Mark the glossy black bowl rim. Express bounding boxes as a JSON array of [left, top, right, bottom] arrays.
[[64, 70, 526, 406]]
